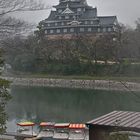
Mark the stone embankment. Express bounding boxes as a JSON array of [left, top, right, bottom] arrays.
[[2, 77, 140, 91]]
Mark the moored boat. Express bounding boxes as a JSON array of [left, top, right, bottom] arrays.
[[37, 122, 55, 139], [53, 123, 70, 139], [69, 124, 87, 140], [17, 121, 37, 137]]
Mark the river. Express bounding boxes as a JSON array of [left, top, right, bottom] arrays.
[[6, 85, 140, 132]]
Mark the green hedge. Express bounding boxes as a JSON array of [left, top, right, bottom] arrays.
[[11, 60, 140, 76]]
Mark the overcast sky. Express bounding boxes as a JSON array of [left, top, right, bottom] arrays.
[[12, 0, 140, 27]]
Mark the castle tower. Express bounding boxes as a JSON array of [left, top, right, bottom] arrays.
[[38, 0, 118, 39]]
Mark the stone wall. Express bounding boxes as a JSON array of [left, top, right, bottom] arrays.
[[2, 77, 140, 92]]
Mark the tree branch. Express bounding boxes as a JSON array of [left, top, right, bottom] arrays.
[[0, 0, 52, 16]]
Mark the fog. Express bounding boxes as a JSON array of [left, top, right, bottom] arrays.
[[10, 0, 140, 27]]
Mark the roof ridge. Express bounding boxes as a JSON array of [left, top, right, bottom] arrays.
[[98, 16, 117, 18], [87, 110, 140, 130]]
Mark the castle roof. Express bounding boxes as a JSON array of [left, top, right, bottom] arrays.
[[98, 16, 117, 25], [47, 11, 57, 21], [53, 0, 88, 9], [80, 8, 97, 19]]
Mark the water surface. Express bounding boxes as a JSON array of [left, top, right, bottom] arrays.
[[6, 86, 140, 131]]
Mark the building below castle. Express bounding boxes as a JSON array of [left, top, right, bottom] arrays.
[[38, 0, 119, 39]]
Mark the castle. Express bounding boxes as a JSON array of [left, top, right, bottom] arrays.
[[38, 0, 119, 39]]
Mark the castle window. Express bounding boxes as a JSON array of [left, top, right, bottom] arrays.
[[55, 22, 58, 26], [48, 23, 50, 27], [70, 28, 74, 32], [59, 16, 62, 20], [65, 16, 69, 19], [97, 28, 101, 32], [85, 21, 88, 25], [103, 28, 106, 32], [91, 21, 94, 24], [45, 30, 48, 34], [88, 28, 92, 32], [80, 28, 84, 32], [108, 27, 112, 32], [56, 29, 61, 33], [50, 30, 54, 34], [61, 22, 64, 26], [63, 29, 68, 33]]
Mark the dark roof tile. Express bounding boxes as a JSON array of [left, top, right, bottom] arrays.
[[47, 11, 57, 21], [87, 111, 140, 130], [98, 16, 117, 25], [81, 8, 97, 19]]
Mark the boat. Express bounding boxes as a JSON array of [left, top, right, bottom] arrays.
[[69, 124, 87, 140], [53, 123, 70, 139], [17, 121, 37, 137], [15, 122, 89, 140], [37, 122, 55, 139]]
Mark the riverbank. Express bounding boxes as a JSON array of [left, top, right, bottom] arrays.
[[3, 72, 140, 82], [2, 76, 140, 92]]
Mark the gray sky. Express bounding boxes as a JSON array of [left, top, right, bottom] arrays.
[[12, 0, 140, 27]]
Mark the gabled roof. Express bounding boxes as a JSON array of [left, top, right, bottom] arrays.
[[61, 4, 74, 14]]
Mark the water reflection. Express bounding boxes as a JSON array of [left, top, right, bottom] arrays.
[[6, 86, 140, 130]]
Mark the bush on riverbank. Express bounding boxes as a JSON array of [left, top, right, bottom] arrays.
[[43, 63, 140, 77], [8, 61, 140, 77]]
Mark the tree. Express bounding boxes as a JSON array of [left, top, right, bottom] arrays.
[[0, 0, 51, 40], [0, 0, 48, 16], [96, 34, 117, 63], [135, 18, 140, 32], [135, 19, 140, 60], [0, 17, 34, 40], [0, 0, 51, 134], [0, 49, 11, 134], [109, 133, 129, 140]]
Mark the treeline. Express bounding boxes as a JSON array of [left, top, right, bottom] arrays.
[[2, 19, 140, 76]]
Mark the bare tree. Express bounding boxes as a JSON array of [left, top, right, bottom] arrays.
[[0, 17, 33, 40], [0, 0, 51, 16], [0, 0, 52, 40]]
